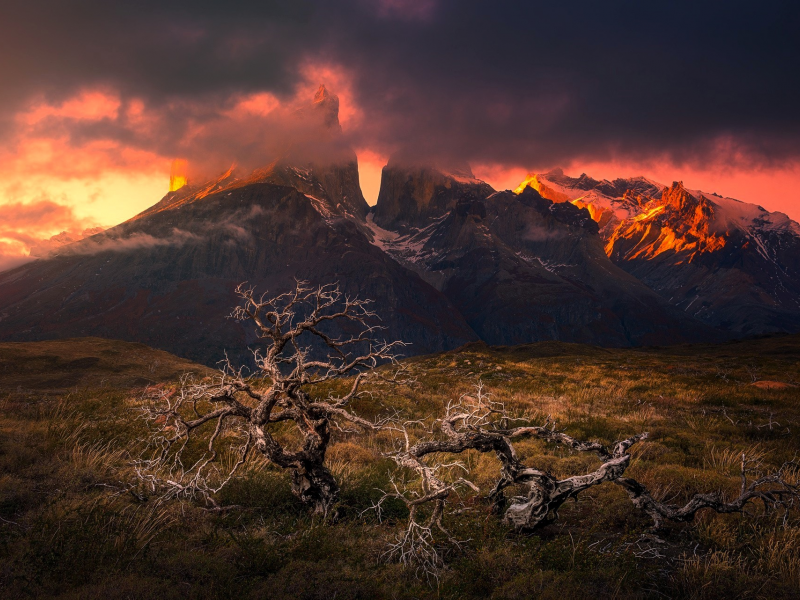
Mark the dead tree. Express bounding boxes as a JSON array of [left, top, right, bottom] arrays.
[[377, 384, 798, 570], [137, 281, 406, 516], [615, 458, 800, 530]]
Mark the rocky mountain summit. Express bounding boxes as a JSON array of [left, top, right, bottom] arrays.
[[372, 158, 493, 230], [368, 169, 722, 347], [521, 170, 800, 334], [0, 91, 796, 364], [0, 89, 475, 365]]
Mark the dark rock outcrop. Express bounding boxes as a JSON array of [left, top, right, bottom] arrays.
[[372, 158, 494, 230]]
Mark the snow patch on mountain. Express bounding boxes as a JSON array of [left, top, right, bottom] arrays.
[[693, 191, 800, 237], [364, 212, 441, 266], [515, 251, 575, 274], [306, 195, 335, 221], [529, 170, 800, 249]]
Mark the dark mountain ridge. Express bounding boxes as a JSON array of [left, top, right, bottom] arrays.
[[0, 182, 477, 365], [4, 90, 794, 364]]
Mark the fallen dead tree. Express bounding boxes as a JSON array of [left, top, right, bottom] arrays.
[[135, 282, 799, 578], [373, 384, 799, 574]]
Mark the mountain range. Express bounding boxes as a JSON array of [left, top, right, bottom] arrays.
[[0, 87, 797, 365], [519, 169, 800, 335]]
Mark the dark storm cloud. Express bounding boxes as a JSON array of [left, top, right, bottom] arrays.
[[2, 0, 799, 169]]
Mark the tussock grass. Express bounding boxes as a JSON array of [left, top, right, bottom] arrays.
[[0, 335, 799, 598]]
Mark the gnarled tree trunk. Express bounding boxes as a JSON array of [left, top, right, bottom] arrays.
[[292, 464, 339, 515], [138, 281, 405, 516]]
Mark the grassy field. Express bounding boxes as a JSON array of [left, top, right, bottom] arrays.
[[0, 335, 799, 599]]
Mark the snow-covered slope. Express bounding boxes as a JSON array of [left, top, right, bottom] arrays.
[[515, 169, 663, 235]]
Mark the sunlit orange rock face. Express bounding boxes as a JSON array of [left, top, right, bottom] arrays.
[[312, 84, 340, 130], [606, 183, 727, 264], [514, 173, 573, 203], [514, 169, 800, 334], [572, 198, 616, 230], [515, 173, 727, 263], [169, 159, 188, 192]]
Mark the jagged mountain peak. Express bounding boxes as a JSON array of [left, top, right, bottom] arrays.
[[135, 157, 368, 224], [387, 153, 478, 181], [0, 178, 477, 365], [310, 84, 340, 130], [314, 84, 331, 102], [366, 174, 715, 347], [372, 154, 494, 229], [523, 169, 664, 202], [512, 168, 800, 334], [600, 177, 799, 332], [660, 181, 709, 212], [138, 85, 367, 222]]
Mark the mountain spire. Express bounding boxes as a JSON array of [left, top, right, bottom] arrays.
[[312, 84, 340, 129]]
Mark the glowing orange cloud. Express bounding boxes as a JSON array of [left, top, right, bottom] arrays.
[[223, 92, 281, 119], [19, 89, 121, 125], [0, 199, 101, 271], [169, 159, 189, 192], [472, 163, 529, 194], [0, 65, 367, 271]]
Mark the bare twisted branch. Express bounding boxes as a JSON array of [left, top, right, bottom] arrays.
[[137, 280, 408, 516]]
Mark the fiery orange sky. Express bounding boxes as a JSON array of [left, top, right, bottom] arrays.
[[471, 162, 800, 219], [2, 1, 799, 272], [2, 81, 800, 273], [0, 65, 362, 270]]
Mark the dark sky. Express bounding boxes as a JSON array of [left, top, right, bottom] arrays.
[[2, 0, 799, 170]]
